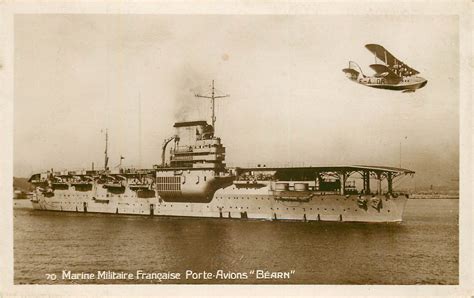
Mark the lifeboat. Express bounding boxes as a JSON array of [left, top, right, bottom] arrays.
[[51, 182, 69, 190], [103, 183, 125, 194], [233, 180, 266, 189], [71, 181, 93, 191], [129, 184, 150, 191]]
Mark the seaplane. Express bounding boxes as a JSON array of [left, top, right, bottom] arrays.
[[343, 44, 427, 93]]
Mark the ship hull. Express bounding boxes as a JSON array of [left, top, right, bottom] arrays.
[[30, 186, 408, 223]]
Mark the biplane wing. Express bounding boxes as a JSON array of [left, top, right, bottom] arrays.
[[365, 44, 420, 76], [369, 64, 401, 83]]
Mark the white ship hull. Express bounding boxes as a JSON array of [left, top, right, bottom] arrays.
[[31, 184, 408, 223]]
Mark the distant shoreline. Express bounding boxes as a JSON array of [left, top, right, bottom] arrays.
[[409, 196, 459, 200]]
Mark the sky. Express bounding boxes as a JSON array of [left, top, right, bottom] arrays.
[[14, 14, 459, 189]]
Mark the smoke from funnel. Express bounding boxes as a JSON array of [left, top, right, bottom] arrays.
[[172, 65, 209, 123]]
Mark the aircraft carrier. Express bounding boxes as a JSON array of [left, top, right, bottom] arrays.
[[28, 82, 414, 223]]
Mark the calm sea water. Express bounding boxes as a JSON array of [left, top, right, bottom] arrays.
[[14, 199, 458, 285]]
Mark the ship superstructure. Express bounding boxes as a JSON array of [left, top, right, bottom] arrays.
[[28, 81, 414, 222], [155, 120, 234, 203]]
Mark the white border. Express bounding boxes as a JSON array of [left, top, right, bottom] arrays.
[[0, 1, 472, 296]]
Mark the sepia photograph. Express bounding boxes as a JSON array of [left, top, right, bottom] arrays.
[[1, 1, 472, 296]]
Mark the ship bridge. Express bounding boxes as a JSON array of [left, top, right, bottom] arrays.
[[235, 165, 415, 195], [159, 120, 227, 170]]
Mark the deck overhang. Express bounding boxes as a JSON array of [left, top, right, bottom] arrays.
[[235, 165, 415, 195]]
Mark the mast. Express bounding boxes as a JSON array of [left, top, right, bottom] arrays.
[[138, 92, 142, 167], [195, 80, 229, 129], [399, 141, 402, 168], [104, 129, 109, 170]]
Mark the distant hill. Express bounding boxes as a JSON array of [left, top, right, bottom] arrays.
[[13, 177, 34, 192]]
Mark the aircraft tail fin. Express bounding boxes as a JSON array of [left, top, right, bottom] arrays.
[[342, 61, 365, 80]]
